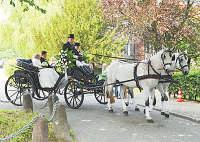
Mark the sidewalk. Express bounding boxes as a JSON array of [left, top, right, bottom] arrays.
[[135, 89, 200, 123]]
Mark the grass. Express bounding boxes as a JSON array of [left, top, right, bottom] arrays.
[[0, 110, 76, 142]]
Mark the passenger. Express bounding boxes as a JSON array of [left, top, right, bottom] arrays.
[[73, 42, 88, 67], [73, 42, 93, 75], [32, 54, 42, 68], [40, 51, 51, 68]]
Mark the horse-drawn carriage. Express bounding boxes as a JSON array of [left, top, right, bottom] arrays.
[[5, 59, 107, 108]]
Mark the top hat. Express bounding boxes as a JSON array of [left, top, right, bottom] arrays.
[[74, 42, 80, 46], [68, 34, 74, 38]]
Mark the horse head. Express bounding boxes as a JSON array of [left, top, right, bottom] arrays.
[[160, 48, 173, 72], [173, 52, 190, 75]]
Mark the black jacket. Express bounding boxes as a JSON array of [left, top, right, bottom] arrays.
[[40, 57, 51, 68], [62, 42, 74, 51]]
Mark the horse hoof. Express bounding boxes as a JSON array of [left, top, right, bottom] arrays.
[[125, 103, 129, 106], [135, 107, 140, 111], [123, 111, 128, 116], [109, 109, 114, 113], [164, 113, 169, 118], [147, 119, 154, 123], [161, 112, 165, 115]]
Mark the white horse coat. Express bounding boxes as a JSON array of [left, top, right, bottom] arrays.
[[105, 49, 173, 122]]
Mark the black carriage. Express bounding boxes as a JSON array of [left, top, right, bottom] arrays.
[[64, 66, 107, 109], [5, 59, 107, 108], [5, 59, 65, 106]]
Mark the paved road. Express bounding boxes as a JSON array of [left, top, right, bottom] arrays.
[[66, 95, 200, 142], [1, 68, 200, 142]]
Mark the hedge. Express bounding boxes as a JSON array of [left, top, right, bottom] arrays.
[[169, 70, 200, 101]]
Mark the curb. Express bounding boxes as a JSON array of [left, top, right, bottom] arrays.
[[137, 104, 200, 124]]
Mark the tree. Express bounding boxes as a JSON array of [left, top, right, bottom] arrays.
[[0, 0, 125, 65], [102, 0, 200, 58], [8, 0, 46, 13]]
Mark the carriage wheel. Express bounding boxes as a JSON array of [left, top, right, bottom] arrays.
[[94, 80, 107, 105], [5, 74, 34, 106], [64, 80, 84, 109], [33, 89, 49, 100]]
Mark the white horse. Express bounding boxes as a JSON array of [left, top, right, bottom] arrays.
[[153, 52, 190, 117], [121, 52, 190, 118], [105, 49, 173, 122]]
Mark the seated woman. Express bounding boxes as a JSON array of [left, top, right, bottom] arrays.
[[32, 53, 60, 88], [73, 42, 93, 75], [32, 54, 42, 68]]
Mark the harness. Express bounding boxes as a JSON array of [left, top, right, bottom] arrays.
[[133, 50, 174, 91], [134, 60, 162, 91], [176, 53, 189, 71]]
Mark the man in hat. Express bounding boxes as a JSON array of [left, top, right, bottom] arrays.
[[62, 34, 75, 51], [60, 34, 75, 65]]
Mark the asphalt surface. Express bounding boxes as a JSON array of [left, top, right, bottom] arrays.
[[0, 68, 200, 142]]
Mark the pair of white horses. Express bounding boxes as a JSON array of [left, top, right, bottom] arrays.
[[105, 49, 189, 122]]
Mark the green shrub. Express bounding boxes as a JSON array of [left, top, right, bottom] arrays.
[[169, 70, 200, 101], [4, 59, 17, 76], [0, 110, 76, 142]]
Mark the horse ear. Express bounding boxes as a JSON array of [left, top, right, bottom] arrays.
[[170, 47, 175, 52], [172, 54, 176, 61]]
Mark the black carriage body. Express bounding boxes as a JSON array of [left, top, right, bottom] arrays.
[[16, 59, 64, 92], [64, 66, 107, 109], [5, 59, 66, 106]]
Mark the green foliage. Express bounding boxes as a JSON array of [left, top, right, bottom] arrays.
[[9, 0, 46, 13], [0, 110, 35, 142], [4, 59, 17, 76], [0, 0, 125, 66], [169, 70, 200, 101], [0, 110, 76, 142]]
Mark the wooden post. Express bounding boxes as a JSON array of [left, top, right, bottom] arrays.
[[53, 103, 72, 142], [22, 91, 33, 112], [32, 117, 48, 142]]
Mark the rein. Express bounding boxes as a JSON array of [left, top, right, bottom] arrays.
[[88, 53, 137, 61]]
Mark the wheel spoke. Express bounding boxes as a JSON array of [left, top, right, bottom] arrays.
[[67, 96, 73, 100], [69, 97, 73, 104], [8, 89, 17, 92], [9, 92, 18, 98], [74, 98, 78, 106], [77, 97, 81, 102], [72, 97, 75, 107], [13, 92, 19, 103]]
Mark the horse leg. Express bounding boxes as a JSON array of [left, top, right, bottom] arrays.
[[157, 84, 169, 118], [121, 85, 128, 116], [106, 85, 114, 112], [149, 89, 155, 112], [128, 88, 140, 111], [162, 84, 170, 118], [124, 87, 129, 106], [143, 88, 154, 122]]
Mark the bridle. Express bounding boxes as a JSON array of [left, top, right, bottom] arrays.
[[175, 53, 189, 71], [161, 50, 173, 71]]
